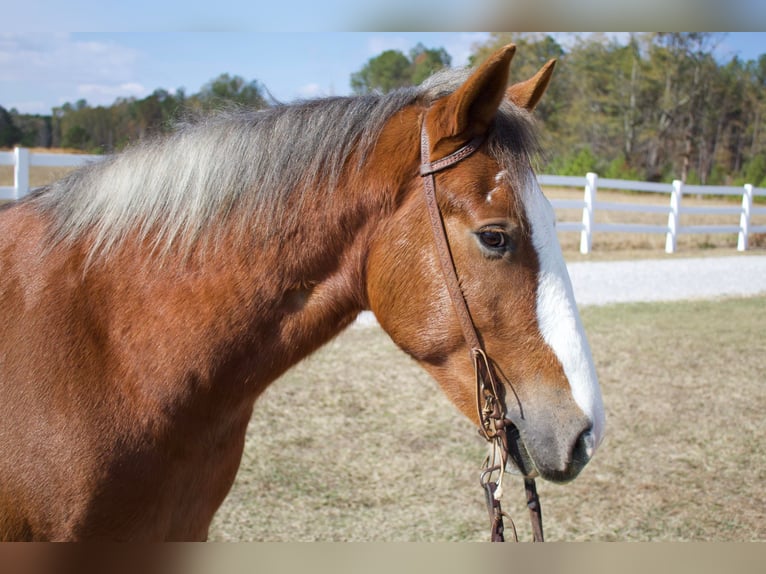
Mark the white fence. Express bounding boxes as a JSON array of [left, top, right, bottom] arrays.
[[3, 148, 766, 253], [541, 173, 766, 253], [0, 147, 101, 201]]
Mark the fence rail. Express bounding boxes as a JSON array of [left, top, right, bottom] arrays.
[[543, 172, 766, 253], [0, 148, 101, 201], [3, 148, 766, 253]]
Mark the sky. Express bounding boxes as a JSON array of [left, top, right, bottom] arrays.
[[2, 32, 765, 115]]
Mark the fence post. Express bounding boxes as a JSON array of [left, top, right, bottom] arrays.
[[738, 184, 753, 251], [665, 179, 682, 253], [580, 172, 597, 254], [14, 147, 30, 199]]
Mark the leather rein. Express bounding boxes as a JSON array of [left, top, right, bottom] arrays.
[[419, 120, 544, 542]]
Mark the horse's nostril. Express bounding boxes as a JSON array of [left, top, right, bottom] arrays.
[[574, 425, 595, 462]]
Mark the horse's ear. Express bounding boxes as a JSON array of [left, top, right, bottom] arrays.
[[506, 59, 556, 112], [426, 44, 516, 153]]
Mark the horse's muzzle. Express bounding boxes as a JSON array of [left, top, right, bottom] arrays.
[[509, 420, 595, 484]]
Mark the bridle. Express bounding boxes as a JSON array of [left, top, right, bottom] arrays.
[[419, 119, 544, 542]]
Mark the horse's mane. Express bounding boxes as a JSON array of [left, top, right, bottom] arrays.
[[30, 68, 540, 262]]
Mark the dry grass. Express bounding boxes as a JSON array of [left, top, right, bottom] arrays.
[[209, 296, 766, 541], [0, 159, 82, 189], [540, 297, 766, 541], [208, 325, 486, 542]]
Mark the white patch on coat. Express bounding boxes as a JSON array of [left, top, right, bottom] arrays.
[[522, 174, 606, 452], [486, 170, 508, 204]]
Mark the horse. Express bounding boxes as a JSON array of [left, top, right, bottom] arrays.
[[0, 44, 604, 541]]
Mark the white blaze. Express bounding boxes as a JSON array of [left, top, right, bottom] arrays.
[[523, 176, 605, 452]]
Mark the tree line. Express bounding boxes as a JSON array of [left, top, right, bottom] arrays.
[[468, 33, 766, 187], [0, 74, 267, 153], [2, 33, 765, 186]]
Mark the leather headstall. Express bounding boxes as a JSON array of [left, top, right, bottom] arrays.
[[418, 117, 544, 542]]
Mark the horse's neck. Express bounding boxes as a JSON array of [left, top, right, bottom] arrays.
[[95, 184, 379, 401]]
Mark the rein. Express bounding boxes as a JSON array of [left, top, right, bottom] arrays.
[[419, 120, 544, 542]]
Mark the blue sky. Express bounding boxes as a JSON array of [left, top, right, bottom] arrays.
[[2, 32, 765, 115]]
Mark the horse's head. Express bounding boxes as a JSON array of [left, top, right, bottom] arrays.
[[366, 45, 604, 483]]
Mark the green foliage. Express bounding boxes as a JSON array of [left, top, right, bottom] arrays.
[[684, 168, 703, 185], [4, 74, 266, 153], [62, 125, 91, 149], [350, 43, 450, 94], [12, 112, 52, 147], [603, 156, 641, 180], [409, 43, 451, 85], [546, 147, 602, 176], [0, 106, 22, 147], [705, 163, 728, 186], [351, 50, 411, 94], [739, 154, 766, 187], [470, 33, 766, 186], [194, 74, 267, 110]]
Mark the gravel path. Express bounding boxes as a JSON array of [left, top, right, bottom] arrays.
[[355, 255, 766, 326], [568, 255, 766, 306]]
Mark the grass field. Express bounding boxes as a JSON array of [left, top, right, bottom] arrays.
[[208, 296, 766, 541]]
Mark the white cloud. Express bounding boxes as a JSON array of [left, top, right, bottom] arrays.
[[0, 33, 140, 84], [296, 82, 323, 98], [0, 33, 145, 111]]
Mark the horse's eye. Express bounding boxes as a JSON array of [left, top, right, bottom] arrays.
[[478, 230, 507, 250]]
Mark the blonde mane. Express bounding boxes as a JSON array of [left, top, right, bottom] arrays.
[[30, 68, 539, 262]]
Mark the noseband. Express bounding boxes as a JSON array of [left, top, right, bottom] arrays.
[[419, 119, 544, 542]]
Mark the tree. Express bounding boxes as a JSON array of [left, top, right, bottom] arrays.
[[639, 33, 725, 182], [3, 72, 264, 152], [194, 74, 268, 110], [351, 50, 412, 94], [469, 33, 566, 121], [409, 43, 451, 85], [0, 106, 22, 147], [62, 124, 91, 149], [744, 54, 766, 159], [466, 32, 766, 184], [350, 44, 451, 94], [10, 111, 53, 147], [130, 91, 166, 139]]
